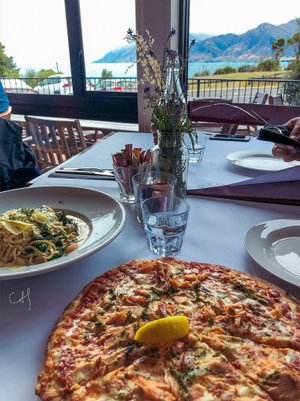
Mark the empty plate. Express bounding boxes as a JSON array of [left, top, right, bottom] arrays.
[[245, 219, 300, 286], [227, 150, 300, 172]]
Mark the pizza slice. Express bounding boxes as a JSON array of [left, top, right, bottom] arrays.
[[66, 334, 272, 401], [202, 333, 300, 401]]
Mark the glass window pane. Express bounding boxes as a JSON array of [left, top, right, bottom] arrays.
[[0, 0, 71, 95], [80, 0, 136, 93], [189, 0, 299, 104]]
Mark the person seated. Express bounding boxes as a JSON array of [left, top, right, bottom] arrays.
[[272, 117, 300, 162], [0, 81, 10, 114]]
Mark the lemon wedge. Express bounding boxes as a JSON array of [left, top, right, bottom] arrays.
[[134, 316, 190, 344]]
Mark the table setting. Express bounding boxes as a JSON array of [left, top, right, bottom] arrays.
[[1, 128, 300, 401], [1, 29, 300, 401]]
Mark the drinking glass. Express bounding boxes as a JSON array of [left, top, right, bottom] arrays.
[[185, 132, 208, 163], [113, 165, 138, 203], [141, 196, 190, 256], [132, 171, 176, 223]]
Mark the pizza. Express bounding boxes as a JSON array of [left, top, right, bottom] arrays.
[[36, 258, 300, 401]]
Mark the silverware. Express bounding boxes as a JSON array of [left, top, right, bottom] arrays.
[[56, 167, 114, 177]]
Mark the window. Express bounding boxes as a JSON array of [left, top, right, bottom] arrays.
[[80, 0, 136, 94], [1, 0, 189, 123]]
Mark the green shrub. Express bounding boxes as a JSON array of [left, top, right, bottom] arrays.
[[193, 70, 210, 77], [238, 64, 257, 73], [288, 60, 300, 79], [256, 59, 280, 71], [213, 66, 237, 75]]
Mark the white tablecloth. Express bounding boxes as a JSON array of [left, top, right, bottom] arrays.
[[1, 132, 300, 401]]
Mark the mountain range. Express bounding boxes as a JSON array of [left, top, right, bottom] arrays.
[[94, 19, 297, 63]]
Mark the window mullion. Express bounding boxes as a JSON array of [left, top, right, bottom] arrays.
[[64, 0, 86, 96]]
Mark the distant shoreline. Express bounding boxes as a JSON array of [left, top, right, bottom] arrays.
[[18, 60, 292, 77], [85, 60, 291, 78]]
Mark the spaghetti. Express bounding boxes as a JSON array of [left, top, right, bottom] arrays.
[[0, 206, 79, 267]]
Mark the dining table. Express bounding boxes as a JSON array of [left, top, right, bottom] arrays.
[[1, 130, 300, 401]]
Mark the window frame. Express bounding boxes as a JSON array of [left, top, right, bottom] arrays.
[[8, 0, 190, 123]]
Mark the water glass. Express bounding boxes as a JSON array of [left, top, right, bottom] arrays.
[[186, 133, 208, 163], [113, 165, 138, 203], [132, 171, 176, 223], [141, 196, 190, 256]]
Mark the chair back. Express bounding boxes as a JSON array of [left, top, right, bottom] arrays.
[[0, 106, 12, 120], [268, 94, 284, 106], [25, 116, 87, 171], [252, 92, 268, 105]]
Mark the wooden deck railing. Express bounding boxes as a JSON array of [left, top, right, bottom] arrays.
[[2, 76, 300, 106]]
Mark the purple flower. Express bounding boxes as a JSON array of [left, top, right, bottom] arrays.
[[166, 49, 178, 59], [144, 87, 151, 94], [148, 50, 155, 57], [127, 28, 134, 36], [170, 28, 176, 37], [190, 39, 196, 46]]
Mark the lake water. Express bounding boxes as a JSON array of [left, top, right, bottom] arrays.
[[86, 60, 290, 78], [17, 60, 290, 78]]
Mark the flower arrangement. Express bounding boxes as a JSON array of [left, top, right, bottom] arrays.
[[125, 28, 196, 199], [125, 28, 196, 137]]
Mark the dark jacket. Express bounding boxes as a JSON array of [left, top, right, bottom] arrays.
[[0, 118, 40, 191]]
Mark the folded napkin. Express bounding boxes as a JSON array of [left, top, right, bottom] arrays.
[[187, 166, 300, 205]]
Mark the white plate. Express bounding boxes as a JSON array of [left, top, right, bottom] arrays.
[[245, 219, 300, 287], [227, 150, 300, 171], [0, 186, 126, 280]]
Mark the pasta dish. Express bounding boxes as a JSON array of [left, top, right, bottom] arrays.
[[0, 206, 80, 267]]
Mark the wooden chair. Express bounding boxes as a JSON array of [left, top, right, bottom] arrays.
[[0, 106, 12, 120], [268, 94, 284, 106], [25, 116, 88, 171], [252, 92, 269, 105]]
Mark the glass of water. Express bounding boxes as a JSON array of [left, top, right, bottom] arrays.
[[185, 132, 208, 163], [132, 171, 176, 223], [141, 196, 190, 256]]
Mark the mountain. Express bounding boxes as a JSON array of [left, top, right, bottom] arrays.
[[94, 32, 213, 64], [94, 19, 298, 63], [189, 20, 298, 61]]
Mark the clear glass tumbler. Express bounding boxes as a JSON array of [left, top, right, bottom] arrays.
[[185, 132, 208, 163], [132, 171, 176, 223], [113, 165, 138, 203], [141, 196, 190, 256]]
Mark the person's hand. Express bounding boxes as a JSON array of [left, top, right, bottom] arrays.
[[272, 117, 300, 162]]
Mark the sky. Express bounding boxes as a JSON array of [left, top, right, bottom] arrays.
[[0, 0, 299, 73], [189, 0, 299, 35]]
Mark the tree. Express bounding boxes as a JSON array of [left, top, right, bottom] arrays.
[[22, 68, 62, 88], [256, 59, 280, 71], [286, 17, 300, 62], [0, 42, 19, 77], [286, 17, 300, 80], [101, 68, 113, 78], [282, 18, 300, 104], [272, 38, 286, 61]]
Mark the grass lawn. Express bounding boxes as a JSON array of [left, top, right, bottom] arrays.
[[192, 70, 288, 80]]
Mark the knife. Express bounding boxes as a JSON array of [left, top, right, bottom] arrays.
[[54, 167, 115, 179]]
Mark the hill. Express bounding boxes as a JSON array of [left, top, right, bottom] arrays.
[[94, 20, 297, 63], [189, 19, 297, 61]]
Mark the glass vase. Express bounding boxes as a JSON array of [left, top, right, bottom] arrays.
[[152, 131, 189, 199]]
